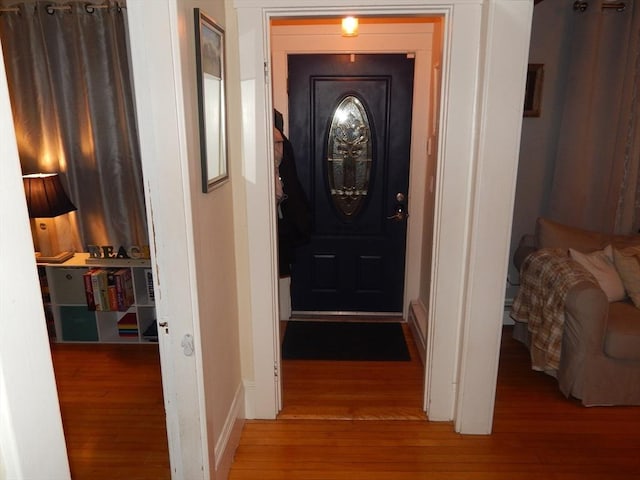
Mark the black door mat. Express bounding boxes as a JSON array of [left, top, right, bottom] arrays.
[[281, 321, 411, 361]]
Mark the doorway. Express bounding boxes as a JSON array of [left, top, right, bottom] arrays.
[[271, 16, 441, 419]]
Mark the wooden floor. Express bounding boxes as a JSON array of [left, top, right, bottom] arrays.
[[279, 322, 426, 420], [229, 326, 640, 479], [52, 326, 640, 479], [51, 342, 171, 480]]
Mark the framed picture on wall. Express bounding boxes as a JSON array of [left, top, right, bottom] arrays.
[[524, 63, 544, 118], [194, 9, 228, 192]]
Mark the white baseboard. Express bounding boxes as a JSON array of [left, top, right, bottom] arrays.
[[214, 383, 246, 478], [243, 380, 256, 419], [408, 300, 427, 365]]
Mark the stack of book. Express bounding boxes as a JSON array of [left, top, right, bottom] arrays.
[[83, 268, 134, 311], [117, 312, 138, 338]]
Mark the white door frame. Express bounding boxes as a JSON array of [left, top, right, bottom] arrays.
[[236, 0, 533, 434], [270, 21, 436, 322]]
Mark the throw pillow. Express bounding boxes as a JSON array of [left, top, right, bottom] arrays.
[[569, 245, 626, 302], [613, 246, 640, 308]]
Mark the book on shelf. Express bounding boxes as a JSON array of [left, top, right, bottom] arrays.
[[145, 269, 154, 302], [117, 312, 138, 338], [83, 269, 97, 311], [112, 268, 134, 311], [82, 267, 135, 312], [91, 269, 109, 311], [107, 270, 118, 311]]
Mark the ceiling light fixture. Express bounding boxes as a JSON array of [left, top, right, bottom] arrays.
[[341, 16, 358, 37]]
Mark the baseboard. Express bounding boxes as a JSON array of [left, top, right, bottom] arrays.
[[243, 380, 256, 419], [503, 298, 514, 325], [408, 300, 427, 365], [214, 383, 246, 478]]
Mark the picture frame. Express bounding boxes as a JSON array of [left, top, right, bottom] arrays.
[[524, 63, 544, 118], [194, 9, 228, 192]]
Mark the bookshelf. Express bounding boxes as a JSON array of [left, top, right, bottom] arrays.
[[38, 253, 157, 343]]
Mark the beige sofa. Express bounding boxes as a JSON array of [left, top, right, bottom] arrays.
[[512, 217, 640, 406]]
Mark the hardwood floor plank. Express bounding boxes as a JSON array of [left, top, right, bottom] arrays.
[[50, 342, 170, 480], [229, 326, 640, 479], [279, 322, 426, 420], [51, 324, 640, 479]]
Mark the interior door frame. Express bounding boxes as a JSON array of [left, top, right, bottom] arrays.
[[236, 0, 533, 434]]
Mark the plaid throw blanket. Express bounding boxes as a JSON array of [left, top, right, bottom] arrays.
[[511, 248, 597, 372]]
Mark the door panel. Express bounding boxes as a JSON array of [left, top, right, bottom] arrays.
[[288, 54, 414, 312]]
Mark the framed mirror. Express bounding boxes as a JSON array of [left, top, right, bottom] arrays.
[[194, 9, 228, 192]]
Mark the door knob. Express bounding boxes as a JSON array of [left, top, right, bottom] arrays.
[[387, 193, 409, 222]]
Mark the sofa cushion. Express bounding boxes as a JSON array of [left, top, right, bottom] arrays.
[[613, 246, 640, 308], [569, 246, 626, 302], [536, 217, 640, 252], [604, 302, 640, 361]]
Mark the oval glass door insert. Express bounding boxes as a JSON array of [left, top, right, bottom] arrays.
[[327, 95, 372, 218]]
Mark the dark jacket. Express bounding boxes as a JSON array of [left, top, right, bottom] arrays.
[[277, 131, 311, 276]]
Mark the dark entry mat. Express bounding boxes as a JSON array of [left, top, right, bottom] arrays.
[[281, 321, 411, 361]]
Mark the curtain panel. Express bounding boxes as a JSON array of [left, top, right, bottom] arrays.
[[0, 0, 148, 252], [547, 1, 640, 234]]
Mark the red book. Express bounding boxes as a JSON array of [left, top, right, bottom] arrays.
[[83, 269, 96, 311]]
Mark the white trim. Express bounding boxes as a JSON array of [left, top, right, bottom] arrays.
[[214, 384, 246, 477], [408, 300, 427, 365], [235, 0, 533, 435], [243, 380, 257, 419], [1, 42, 70, 480], [453, 0, 532, 434]]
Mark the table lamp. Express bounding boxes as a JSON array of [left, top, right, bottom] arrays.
[[23, 173, 77, 263]]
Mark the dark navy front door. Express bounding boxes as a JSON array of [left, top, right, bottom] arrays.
[[288, 53, 414, 313]]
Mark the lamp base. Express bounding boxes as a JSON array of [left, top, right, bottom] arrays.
[[35, 251, 75, 264]]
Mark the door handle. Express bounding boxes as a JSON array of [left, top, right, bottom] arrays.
[[387, 207, 409, 222], [387, 193, 409, 222]]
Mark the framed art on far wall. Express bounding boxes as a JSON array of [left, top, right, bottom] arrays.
[[194, 8, 228, 192]]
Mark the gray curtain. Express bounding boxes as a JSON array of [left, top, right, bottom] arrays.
[[547, 0, 640, 234], [0, 0, 147, 251]]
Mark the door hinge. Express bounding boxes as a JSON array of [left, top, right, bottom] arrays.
[[274, 362, 279, 378], [264, 61, 269, 83]]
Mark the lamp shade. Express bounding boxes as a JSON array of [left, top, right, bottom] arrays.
[[22, 173, 77, 218]]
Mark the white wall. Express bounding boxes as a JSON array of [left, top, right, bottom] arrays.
[[0, 41, 70, 479]]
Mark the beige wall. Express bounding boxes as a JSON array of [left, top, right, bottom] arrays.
[[174, 0, 246, 474]]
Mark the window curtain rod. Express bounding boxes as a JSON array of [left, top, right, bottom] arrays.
[[573, 1, 626, 13], [0, 3, 125, 14]]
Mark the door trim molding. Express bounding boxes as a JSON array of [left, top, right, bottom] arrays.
[[235, 0, 533, 434]]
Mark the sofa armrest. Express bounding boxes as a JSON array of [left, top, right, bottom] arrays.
[[558, 280, 609, 397], [564, 280, 609, 350]]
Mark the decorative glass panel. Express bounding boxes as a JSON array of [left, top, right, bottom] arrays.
[[327, 96, 372, 218]]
